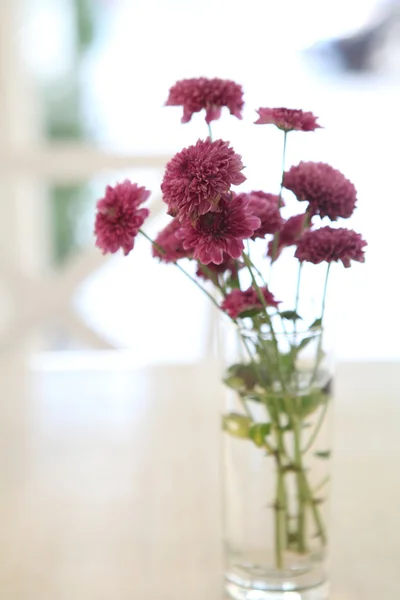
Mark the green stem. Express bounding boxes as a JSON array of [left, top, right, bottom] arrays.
[[269, 398, 327, 554], [270, 131, 287, 268], [139, 229, 222, 312], [269, 397, 289, 568], [292, 262, 303, 390], [302, 396, 330, 454], [275, 410, 328, 550], [241, 252, 286, 391], [197, 263, 226, 294], [207, 122, 213, 141], [320, 263, 331, 323], [301, 472, 327, 544], [246, 240, 268, 287], [238, 334, 277, 457], [239, 331, 289, 563], [275, 465, 286, 569], [294, 262, 302, 322], [293, 419, 307, 553], [309, 263, 331, 387], [313, 475, 330, 495], [241, 253, 270, 325], [282, 475, 291, 551]]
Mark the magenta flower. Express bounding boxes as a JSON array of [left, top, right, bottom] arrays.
[[221, 287, 280, 319], [152, 218, 192, 263], [161, 138, 246, 221], [237, 191, 283, 239], [255, 108, 321, 132], [283, 161, 357, 221], [196, 255, 242, 281], [94, 180, 150, 255], [268, 213, 310, 260], [176, 195, 260, 265], [295, 226, 367, 267], [165, 77, 244, 124]]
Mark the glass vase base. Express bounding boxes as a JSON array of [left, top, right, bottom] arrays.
[[225, 580, 330, 600]]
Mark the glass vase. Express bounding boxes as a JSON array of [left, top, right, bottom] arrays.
[[222, 324, 333, 600]]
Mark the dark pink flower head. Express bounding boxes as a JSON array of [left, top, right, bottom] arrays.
[[295, 226, 367, 268], [221, 287, 280, 319], [196, 254, 243, 281], [283, 161, 357, 221], [165, 77, 244, 124], [161, 138, 246, 221], [237, 191, 283, 239], [176, 195, 260, 265], [94, 180, 150, 255], [152, 218, 192, 263], [267, 213, 310, 260], [255, 108, 321, 132]]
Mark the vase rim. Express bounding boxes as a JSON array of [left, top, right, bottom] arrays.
[[237, 326, 325, 339]]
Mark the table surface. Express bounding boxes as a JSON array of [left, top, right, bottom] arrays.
[[0, 355, 398, 600]]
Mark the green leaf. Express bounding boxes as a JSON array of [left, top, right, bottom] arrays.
[[242, 392, 263, 403], [295, 336, 314, 354], [287, 532, 300, 547], [279, 352, 296, 378], [222, 413, 251, 439], [297, 390, 327, 418], [278, 422, 295, 432], [223, 376, 246, 391], [312, 497, 326, 505], [238, 307, 264, 318], [225, 363, 258, 390], [309, 318, 322, 331], [315, 450, 331, 459], [280, 310, 302, 321], [264, 394, 286, 414], [249, 423, 271, 447], [225, 362, 272, 391]]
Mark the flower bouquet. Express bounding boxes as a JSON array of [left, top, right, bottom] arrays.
[[94, 77, 366, 600]]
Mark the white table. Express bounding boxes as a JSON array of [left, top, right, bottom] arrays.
[[0, 356, 398, 599]]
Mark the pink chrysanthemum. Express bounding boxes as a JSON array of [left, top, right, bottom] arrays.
[[152, 218, 192, 263], [237, 191, 283, 239], [268, 213, 310, 260], [255, 108, 321, 132], [165, 77, 244, 124], [221, 287, 280, 319], [295, 226, 367, 268], [283, 161, 357, 221], [161, 138, 246, 221], [176, 195, 260, 265], [94, 180, 150, 255], [196, 255, 242, 281]]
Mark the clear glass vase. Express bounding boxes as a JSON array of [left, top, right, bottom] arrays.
[[222, 324, 333, 600]]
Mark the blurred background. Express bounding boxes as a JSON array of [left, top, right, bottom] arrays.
[[0, 3, 400, 599], [0, 0, 399, 364]]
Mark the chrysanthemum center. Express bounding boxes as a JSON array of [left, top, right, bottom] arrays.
[[198, 211, 226, 236]]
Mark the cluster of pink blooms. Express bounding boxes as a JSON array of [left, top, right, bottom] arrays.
[[175, 195, 261, 265], [283, 162, 357, 220], [222, 287, 280, 319], [196, 254, 242, 281], [255, 108, 321, 132], [152, 218, 191, 263], [165, 77, 244, 124], [161, 138, 246, 221], [94, 181, 150, 255], [267, 213, 311, 260], [94, 76, 367, 321], [295, 227, 367, 268], [235, 191, 283, 239]]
